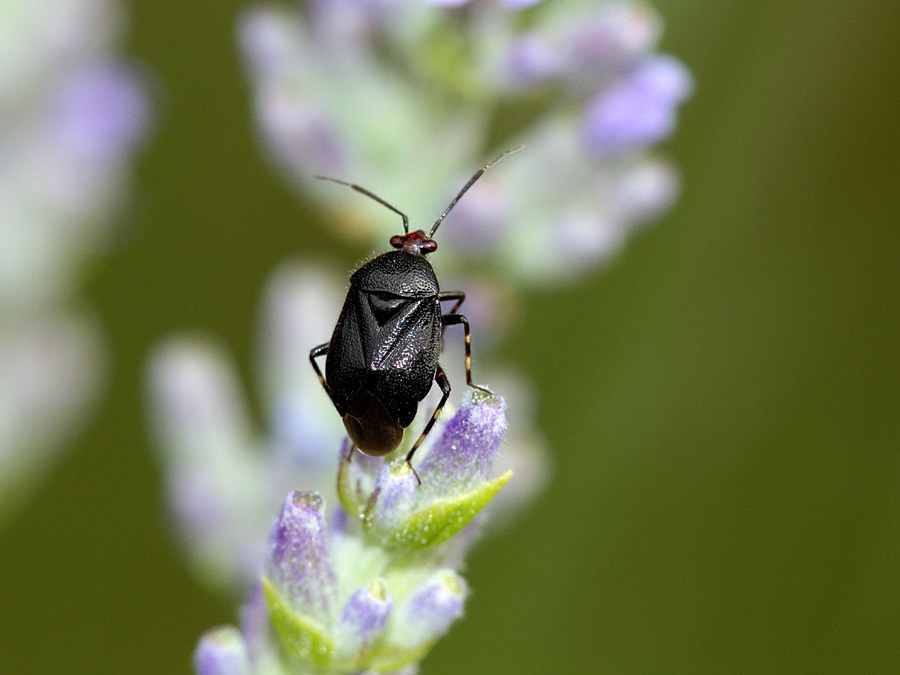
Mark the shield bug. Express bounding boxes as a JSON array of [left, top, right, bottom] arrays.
[[310, 147, 522, 471]]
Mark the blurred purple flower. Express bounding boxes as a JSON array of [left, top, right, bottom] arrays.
[[507, 36, 565, 85], [51, 60, 150, 164], [583, 55, 693, 156], [564, 3, 661, 77], [428, 0, 541, 7], [0, 0, 151, 522]]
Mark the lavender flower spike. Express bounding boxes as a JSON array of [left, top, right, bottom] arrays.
[[204, 392, 514, 673]]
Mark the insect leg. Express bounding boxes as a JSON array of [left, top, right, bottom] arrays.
[[405, 366, 451, 477], [440, 313, 491, 394], [311, 343, 358, 462], [438, 290, 466, 317], [309, 342, 331, 398], [438, 291, 466, 342]]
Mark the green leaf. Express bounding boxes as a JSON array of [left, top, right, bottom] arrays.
[[386, 470, 513, 550], [262, 575, 335, 670]]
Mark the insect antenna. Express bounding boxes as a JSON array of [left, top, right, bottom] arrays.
[[315, 175, 410, 234], [429, 145, 524, 238]]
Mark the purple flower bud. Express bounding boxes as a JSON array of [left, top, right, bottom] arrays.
[[404, 572, 467, 643], [51, 60, 150, 164], [340, 579, 392, 647], [418, 392, 506, 492], [582, 55, 693, 156], [370, 459, 419, 531], [194, 626, 250, 675], [269, 491, 336, 619]]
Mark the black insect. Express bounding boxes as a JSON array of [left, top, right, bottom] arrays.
[[310, 147, 521, 471]]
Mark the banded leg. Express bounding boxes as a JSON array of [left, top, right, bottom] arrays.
[[441, 313, 491, 394], [438, 290, 466, 317], [405, 366, 451, 475], [309, 342, 331, 399]]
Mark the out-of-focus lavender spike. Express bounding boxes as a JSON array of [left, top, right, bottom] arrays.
[[565, 3, 662, 77], [237, 5, 299, 78], [613, 158, 680, 226], [51, 60, 150, 164], [148, 338, 254, 457], [427, 0, 542, 7], [418, 391, 507, 493], [259, 263, 344, 468], [506, 35, 564, 85], [194, 626, 250, 675], [269, 490, 337, 620], [0, 313, 103, 522], [583, 55, 693, 156]]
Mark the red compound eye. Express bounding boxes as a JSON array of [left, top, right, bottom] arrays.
[[389, 235, 404, 248], [422, 239, 438, 253]]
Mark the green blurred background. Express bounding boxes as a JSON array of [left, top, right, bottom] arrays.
[[2, 0, 897, 672]]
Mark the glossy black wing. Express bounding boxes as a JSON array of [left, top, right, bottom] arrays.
[[324, 290, 368, 417], [325, 286, 441, 426], [367, 294, 442, 427]]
